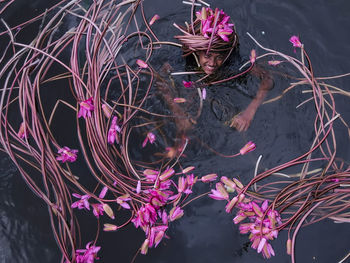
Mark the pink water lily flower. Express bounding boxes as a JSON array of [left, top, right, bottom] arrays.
[[173, 97, 186, 103], [108, 116, 121, 144], [71, 193, 90, 210], [142, 132, 156, 148], [56, 146, 78, 163], [268, 60, 282, 66], [91, 203, 104, 218], [149, 14, 160, 26], [182, 80, 193, 88], [78, 97, 94, 119], [202, 88, 207, 100], [99, 186, 108, 199], [169, 206, 184, 221], [289, 35, 302, 48], [136, 59, 148, 69], [18, 122, 28, 139], [76, 241, 100, 263], [250, 49, 256, 64], [240, 141, 256, 155], [116, 194, 131, 209], [200, 173, 217, 182]]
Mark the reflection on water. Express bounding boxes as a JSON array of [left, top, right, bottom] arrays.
[[1, 0, 350, 262]]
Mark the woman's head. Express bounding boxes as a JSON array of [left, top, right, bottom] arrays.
[[174, 7, 238, 73]]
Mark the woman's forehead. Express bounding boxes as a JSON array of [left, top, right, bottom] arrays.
[[199, 51, 227, 57]]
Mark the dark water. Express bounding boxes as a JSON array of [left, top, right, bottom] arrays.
[[1, 0, 350, 262]]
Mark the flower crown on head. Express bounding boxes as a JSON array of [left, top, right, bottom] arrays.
[[196, 7, 235, 42]]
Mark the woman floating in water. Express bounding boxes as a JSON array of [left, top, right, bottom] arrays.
[[172, 7, 274, 132]]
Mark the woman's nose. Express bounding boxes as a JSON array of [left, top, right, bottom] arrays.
[[208, 57, 216, 66]]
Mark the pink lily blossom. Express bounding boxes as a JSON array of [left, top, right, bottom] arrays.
[[202, 88, 207, 100], [182, 166, 195, 174], [116, 194, 131, 209], [103, 223, 118, 231], [56, 146, 78, 163], [169, 206, 184, 221], [75, 242, 100, 263], [149, 14, 160, 26], [136, 180, 141, 194], [99, 186, 108, 198], [78, 97, 94, 119], [250, 49, 256, 64], [186, 173, 197, 186], [108, 116, 121, 144], [136, 59, 148, 69], [159, 167, 175, 181], [268, 60, 282, 66], [221, 176, 236, 190], [240, 141, 256, 155], [101, 104, 112, 118], [140, 239, 149, 255], [91, 204, 104, 218], [209, 182, 229, 200], [71, 193, 90, 210], [201, 173, 217, 182], [142, 132, 156, 148], [289, 35, 302, 48], [182, 80, 193, 88], [173, 97, 186, 103], [18, 122, 28, 139]]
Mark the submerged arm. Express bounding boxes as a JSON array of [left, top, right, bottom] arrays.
[[230, 64, 274, 132]]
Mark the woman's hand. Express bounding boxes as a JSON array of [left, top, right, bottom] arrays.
[[229, 107, 256, 132]]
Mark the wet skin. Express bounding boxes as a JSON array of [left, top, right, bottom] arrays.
[[197, 51, 225, 75], [198, 51, 274, 132]]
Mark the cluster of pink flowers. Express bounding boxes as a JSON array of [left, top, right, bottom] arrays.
[[209, 176, 282, 259], [196, 7, 235, 42], [234, 200, 281, 259], [75, 242, 100, 263], [130, 166, 199, 254]]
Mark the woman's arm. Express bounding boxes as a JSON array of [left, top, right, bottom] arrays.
[[229, 64, 274, 132]]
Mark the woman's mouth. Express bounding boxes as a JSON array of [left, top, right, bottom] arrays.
[[204, 65, 216, 74]]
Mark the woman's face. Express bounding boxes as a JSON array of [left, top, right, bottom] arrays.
[[197, 51, 225, 75]]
